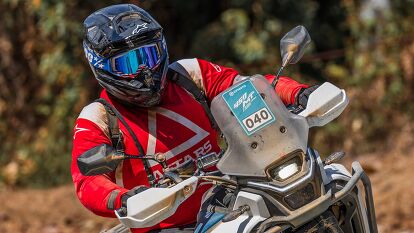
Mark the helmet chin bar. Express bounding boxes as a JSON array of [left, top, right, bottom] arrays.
[[93, 52, 168, 107], [130, 92, 162, 107], [137, 65, 156, 89]]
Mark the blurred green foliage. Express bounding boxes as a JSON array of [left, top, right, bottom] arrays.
[[1, 0, 414, 187]]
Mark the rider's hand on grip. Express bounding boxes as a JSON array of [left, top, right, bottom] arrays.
[[295, 85, 320, 109], [117, 186, 149, 216]]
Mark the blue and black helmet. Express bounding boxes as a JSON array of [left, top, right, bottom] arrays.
[[83, 4, 169, 107]]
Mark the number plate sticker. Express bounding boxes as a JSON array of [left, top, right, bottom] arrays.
[[222, 80, 276, 136]]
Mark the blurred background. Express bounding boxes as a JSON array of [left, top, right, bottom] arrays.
[[0, 0, 413, 232]]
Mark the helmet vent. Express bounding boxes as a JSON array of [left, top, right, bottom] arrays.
[[86, 26, 109, 48], [116, 13, 147, 34]]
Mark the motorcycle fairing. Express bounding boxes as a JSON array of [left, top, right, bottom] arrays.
[[211, 75, 309, 177]]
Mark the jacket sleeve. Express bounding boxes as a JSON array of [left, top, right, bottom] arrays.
[[71, 103, 129, 217], [173, 58, 308, 105], [265, 74, 309, 105]]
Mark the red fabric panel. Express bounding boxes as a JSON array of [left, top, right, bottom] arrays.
[[71, 118, 129, 217], [264, 74, 309, 105], [196, 59, 239, 102]]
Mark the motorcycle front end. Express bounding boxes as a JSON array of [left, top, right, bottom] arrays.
[[197, 26, 378, 233], [201, 70, 377, 232], [206, 149, 378, 233]]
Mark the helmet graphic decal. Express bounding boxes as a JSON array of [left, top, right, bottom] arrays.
[[132, 23, 148, 34]]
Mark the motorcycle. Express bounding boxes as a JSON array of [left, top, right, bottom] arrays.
[[78, 26, 378, 233]]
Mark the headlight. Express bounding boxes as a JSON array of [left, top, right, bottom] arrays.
[[267, 156, 303, 182], [277, 162, 300, 180]]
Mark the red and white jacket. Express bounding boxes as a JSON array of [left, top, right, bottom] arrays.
[[71, 58, 308, 232]]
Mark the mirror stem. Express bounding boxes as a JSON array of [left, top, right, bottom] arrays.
[[271, 66, 285, 88]]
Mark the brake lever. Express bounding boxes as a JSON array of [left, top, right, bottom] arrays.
[[163, 171, 183, 184], [165, 159, 195, 175]]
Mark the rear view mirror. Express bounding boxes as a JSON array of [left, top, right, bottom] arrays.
[[280, 25, 311, 67], [77, 144, 124, 176], [272, 25, 311, 87]]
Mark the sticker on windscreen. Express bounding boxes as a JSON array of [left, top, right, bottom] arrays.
[[222, 80, 276, 136]]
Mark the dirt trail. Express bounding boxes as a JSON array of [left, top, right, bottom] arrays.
[[0, 185, 118, 233], [1, 151, 414, 233], [357, 151, 414, 233]]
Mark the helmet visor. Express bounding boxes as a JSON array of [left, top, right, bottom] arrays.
[[107, 42, 163, 78]]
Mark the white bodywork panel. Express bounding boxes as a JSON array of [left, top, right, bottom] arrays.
[[233, 191, 270, 218], [208, 215, 261, 233], [115, 176, 198, 228]]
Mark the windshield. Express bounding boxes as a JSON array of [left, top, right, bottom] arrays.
[[211, 75, 309, 177]]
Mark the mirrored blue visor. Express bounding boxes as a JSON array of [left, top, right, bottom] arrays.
[[84, 41, 163, 78]]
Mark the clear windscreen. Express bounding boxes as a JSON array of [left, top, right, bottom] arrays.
[[211, 75, 309, 177]]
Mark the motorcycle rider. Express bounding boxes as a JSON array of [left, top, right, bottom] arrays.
[[71, 4, 315, 233]]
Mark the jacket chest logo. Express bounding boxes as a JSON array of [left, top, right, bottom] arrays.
[[146, 107, 210, 166]]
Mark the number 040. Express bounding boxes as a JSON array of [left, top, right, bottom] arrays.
[[243, 108, 272, 131]]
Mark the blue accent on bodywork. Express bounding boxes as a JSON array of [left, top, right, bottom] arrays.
[[195, 212, 225, 233]]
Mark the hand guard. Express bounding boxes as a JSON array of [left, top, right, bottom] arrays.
[[116, 186, 149, 216]]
